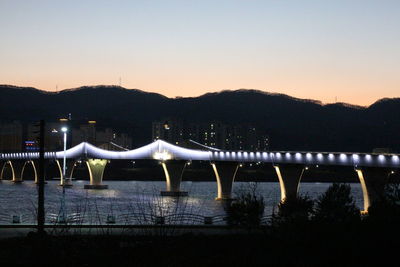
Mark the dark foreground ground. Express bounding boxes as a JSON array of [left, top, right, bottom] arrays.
[[0, 224, 398, 267]]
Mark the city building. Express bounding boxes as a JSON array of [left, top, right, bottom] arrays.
[[152, 118, 185, 145], [152, 119, 269, 151], [0, 121, 24, 152], [0, 119, 132, 152]]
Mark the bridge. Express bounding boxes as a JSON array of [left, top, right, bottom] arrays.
[[1, 139, 399, 212]]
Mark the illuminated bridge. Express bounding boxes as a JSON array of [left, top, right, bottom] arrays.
[[1, 139, 399, 212]]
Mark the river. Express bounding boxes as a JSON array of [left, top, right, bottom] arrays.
[[0, 180, 364, 225]]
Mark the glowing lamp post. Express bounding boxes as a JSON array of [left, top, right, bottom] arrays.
[[59, 126, 69, 223], [61, 126, 68, 186]]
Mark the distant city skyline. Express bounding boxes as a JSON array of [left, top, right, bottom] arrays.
[[1, 0, 399, 106]]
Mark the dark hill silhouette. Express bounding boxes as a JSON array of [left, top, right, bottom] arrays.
[[0, 84, 399, 152]]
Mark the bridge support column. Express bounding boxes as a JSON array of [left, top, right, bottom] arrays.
[[84, 159, 109, 189], [160, 161, 188, 197], [355, 167, 391, 213], [0, 160, 24, 183], [273, 165, 307, 202], [22, 160, 38, 184], [0, 161, 6, 182], [60, 160, 75, 187], [211, 162, 239, 200]]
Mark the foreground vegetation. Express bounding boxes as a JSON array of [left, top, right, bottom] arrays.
[[1, 183, 400, 266]]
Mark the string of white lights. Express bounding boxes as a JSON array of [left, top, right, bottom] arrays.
[[0, 140, 399, 168]]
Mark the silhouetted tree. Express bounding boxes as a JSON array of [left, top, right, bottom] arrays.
[[313, 183, 360, 225], [367, 183, 400, 224], [226, 184, 265, 228], [271, 195, 314, 227]]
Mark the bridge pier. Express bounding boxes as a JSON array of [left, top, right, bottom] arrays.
[[211, 162, 240, 200], [0, 160, 25, 183], [355, 167, 392, 213], [160, 161, 188, 197], [273, 164, 307, 202], [60, 160, 75, 187], [22, 160, 38, 183], [83, 159, 109, 189], [0, 161, 6, 181]]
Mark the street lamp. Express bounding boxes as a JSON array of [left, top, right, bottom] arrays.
[[58, 126, 69, 224], [61, 127, 68, 186]]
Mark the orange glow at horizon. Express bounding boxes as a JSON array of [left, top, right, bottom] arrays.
[[2, 74, 398, 107], [1, 1, 399, 107]]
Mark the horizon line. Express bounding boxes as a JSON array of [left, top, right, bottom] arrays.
[[1, 83, 398, 108]]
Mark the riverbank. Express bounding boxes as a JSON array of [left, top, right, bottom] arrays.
[[0, 225, 260, 239], [0, 223, 399, 266]]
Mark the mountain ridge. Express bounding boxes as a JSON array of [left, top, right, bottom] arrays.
[[0, 84, 376, 107], [0, 84, 399, 152]]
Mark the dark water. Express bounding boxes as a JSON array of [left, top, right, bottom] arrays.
[[0, 180, 364, 225]]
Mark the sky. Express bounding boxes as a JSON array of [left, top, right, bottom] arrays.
[[0, 0, 399, 106]]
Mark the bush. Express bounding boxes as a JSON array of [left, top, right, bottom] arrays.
[[367, 183, 400, 224], [313, 183, 360, 225], [271, 194, 314, 227], [225, 185, 265, 228]]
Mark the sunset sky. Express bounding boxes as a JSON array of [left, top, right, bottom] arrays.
[[0, 0, 399, 106]]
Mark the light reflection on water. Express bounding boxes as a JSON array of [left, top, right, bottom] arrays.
[[0, 180, 364, 225]]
